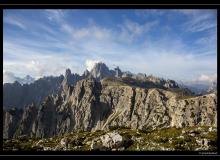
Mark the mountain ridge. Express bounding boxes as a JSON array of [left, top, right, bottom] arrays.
[[3, 62, 182, 109], [3, 77, 217, 139]]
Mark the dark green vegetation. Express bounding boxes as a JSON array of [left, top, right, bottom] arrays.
[[3, 126, 217, 151], [168, 88, 195, 100]]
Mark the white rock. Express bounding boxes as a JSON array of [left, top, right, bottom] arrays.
[[60, 137, 68, 147], [100, 132, 123, 148], [178, 136, 184, 139], [36, 140, 43, 146], [43, 147, 51, 151], [90, 131, 123, 150]]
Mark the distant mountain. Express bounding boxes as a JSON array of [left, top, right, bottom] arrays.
[[180, 81, 217, 95], [3, 71, 35, 85], [3, 75, 64, 109], [207, 81, 217, 93], [21, 75, 35, 84]]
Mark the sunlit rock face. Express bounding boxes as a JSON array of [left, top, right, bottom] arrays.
[[3, 77, 217, 139]]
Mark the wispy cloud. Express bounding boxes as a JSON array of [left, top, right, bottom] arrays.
[[61, 23, 112, 41], [180, 9, 217, 32], [4, 15, 26, 30], [3, 40, 85, 78], [135, 9, 167, 18], [118, 18, 159, 43], [45, 9, 65, 23], [3, 9, 217, 84]]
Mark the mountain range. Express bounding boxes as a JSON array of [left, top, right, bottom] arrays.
[[3, 62, 217, 141], [3, 62, 181, 110]]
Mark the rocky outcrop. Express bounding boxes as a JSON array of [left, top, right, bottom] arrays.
[[90, 62, 114, 81], [61, 69, 84, 96], [90, 131, 125, 151], [3, 78, 217, 139]]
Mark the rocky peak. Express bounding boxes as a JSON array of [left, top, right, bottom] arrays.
[[65, 68, 71, 76], [62, 69, 74, 92], [114, 66, 122, 78], [63, 69, 73, 84], [90, 62, 113, 80], [13, 80, 22, 86], [164, 79, 179, 88], [22, 75, 35, 84], [122, 71, 133, 78], [82, 69, 90, 77]]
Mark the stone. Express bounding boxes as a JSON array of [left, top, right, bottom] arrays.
[[60, 137, 68, 148], [100, 132, 123, 148], [90, 131, 124, 151]]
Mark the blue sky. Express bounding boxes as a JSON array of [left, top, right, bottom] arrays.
[[3, 9, 217, 83]]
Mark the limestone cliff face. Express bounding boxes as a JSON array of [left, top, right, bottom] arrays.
[[3, 78, 217, 139]]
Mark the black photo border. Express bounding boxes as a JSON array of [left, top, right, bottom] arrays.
[[0, 3, 219, 158]]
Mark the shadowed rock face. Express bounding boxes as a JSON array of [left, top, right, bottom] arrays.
[[3, 78, 217, 139], [3, 75, 64, 109]]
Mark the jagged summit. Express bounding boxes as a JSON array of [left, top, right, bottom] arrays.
[[114, 66, 122, 78], [65, 68, 71, 77], [90, 62, 113, 80]]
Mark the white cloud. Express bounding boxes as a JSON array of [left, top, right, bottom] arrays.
[[180, 10, 217, 33], [193, 73, 217, 83], [85, 59, 101, 71], [119, 19, 158, 43], [38, 13, 217, 82], [61, 23, 112, 41], [3, 39, 85, 79], [135, 9, 217, 33], [3, 9, 217, 84], [45, 9, 64, 23], [61, 16, 158, 44], [3, 71, 17, 83], [3, 70, 35, 84], [187, 20, 216, 32], [4, 15, 26, 30], [135, 9, 166, 18], [195, 29, 217, 51]]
